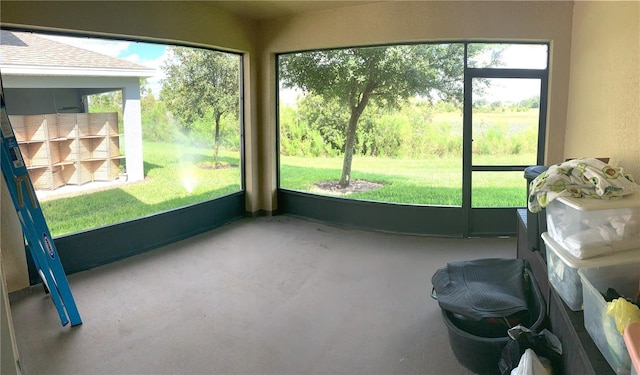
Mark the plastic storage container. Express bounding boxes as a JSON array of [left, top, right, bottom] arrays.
[[624, 322, 640, 375], [546, 194, 640, 259], [525, 165, 549, 253], [578, 263, 640, 374], [441, 269, 546, 375], [542, 232, 640, 311]]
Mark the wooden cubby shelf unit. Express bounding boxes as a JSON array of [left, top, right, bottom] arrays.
[[10, 112, 123, 190]]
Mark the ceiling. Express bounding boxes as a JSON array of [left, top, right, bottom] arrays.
[[211, 1, 381, 20]]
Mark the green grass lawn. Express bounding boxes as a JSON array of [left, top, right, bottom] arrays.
[[41, 141, 529, 237], [280, 154, 529, 207], [41, 141, 241, 236]]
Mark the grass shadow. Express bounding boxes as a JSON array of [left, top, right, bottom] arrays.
[[143, 161, 162, 176]]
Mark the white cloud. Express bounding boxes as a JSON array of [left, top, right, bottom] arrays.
[[140, 49, 172, 97], [39, 34, 130, 58], [474, 44, 547, 103], [482, 78, 541, 103], [501, 44, 547, 70], [40, 34, 170, 97]]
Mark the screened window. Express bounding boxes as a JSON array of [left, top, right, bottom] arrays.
[[467, 43, 548, 69], [277, 42, 548, 210], [1, 30, 243, 236]]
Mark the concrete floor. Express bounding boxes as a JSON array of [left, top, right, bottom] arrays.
[[10, 215, 516, 375]]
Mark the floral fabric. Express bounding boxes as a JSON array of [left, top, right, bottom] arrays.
[[527, 158, 639, 213]]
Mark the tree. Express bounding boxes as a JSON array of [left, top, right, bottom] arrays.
[[88, 90, 122, 113], [519, 96, 540, 109], [297, 93, 348, 153], [161, 47, 239, 165], [280, 44, 485, 188]]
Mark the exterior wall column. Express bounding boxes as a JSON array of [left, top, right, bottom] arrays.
[[122, 81, 144, 182]]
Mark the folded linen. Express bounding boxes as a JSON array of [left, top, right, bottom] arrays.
[[528, 158, 639, 213]]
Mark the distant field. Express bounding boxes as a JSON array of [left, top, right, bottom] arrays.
[[41, 107, 537, 236]]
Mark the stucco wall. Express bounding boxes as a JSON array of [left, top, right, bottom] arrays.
[[0, 178, 29, 292], [0, 0, 263, 211], [1, 3, 637, 366], [565, 1, 640, 180], [0, 1, 256, 52], [257, 1, 575, 210], [1, 258, 22, 375], [1, 140, 24, 375], [0, 1, 262, 293], [1, 0, 577, 212]]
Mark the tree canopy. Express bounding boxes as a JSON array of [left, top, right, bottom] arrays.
[[161, 47, 239, 164], [279, 44, 485, 187]]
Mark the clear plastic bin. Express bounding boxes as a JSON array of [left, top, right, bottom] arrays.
[[546, 194, 640, 259], [579, 263, 640, 374], [624, 323, 640, 375], [542, 232, 640, 311]]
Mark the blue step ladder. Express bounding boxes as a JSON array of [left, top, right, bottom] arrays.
[[0, 78, 82, 327]]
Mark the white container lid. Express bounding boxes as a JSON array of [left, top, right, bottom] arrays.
[[556, 192, 640, 211], [542, 232, 640, 268]]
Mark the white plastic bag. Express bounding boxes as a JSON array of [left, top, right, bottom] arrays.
[[511, 348, 550, 375]]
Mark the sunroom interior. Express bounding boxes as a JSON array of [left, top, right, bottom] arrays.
[[1, 1, 639, 375]]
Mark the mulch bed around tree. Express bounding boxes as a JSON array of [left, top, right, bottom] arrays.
[[313, 179, 384, 195]]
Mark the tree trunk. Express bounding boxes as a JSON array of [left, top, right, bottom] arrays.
[[338, 89, 372, 188], [338, 110, 360, 188], [213, 112, 222, 166]]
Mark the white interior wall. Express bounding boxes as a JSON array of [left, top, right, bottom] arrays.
[[257, 1, 575, 210], [565, 1, 640, 179], [0, 1, 637, 370], [1, 147, 23, 375]]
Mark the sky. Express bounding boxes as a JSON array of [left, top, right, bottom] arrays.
[[478, 44, 547, 103], [42, 34, 169, 97], [42, 34, 546, 103]]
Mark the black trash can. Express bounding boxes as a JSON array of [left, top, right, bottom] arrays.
[[432, 259, 546, 375], [524, 166, 549, 254]]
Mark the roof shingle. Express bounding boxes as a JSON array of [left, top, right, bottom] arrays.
[[0, 30, 152, 72]]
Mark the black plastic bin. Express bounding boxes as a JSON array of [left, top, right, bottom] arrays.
[[524, 166, 549, 254], [439, 268, 546, 375]]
